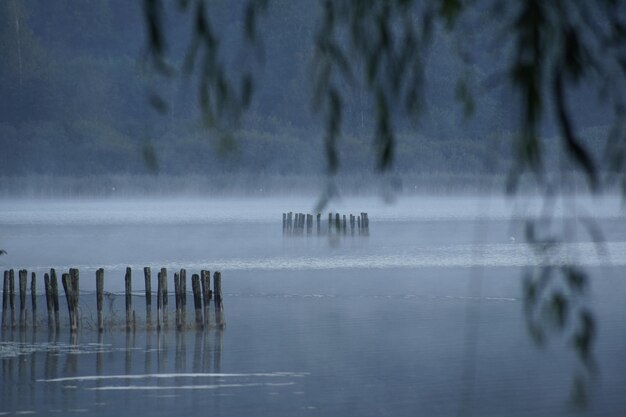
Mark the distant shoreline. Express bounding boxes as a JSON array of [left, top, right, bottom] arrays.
[[0, 173, 606, 198]]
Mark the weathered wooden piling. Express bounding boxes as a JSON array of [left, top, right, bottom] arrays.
[[192, 274, 203, 328], [180, 269, 187, 326], [61, 273, 76, 332], [19, 269, 27, 328], [9, 269, 15, 328], [160, 268, 168, 327], [317, 213, 321, 234], [156, 270, 163, 330], [1, 265, 226, 332], [201, 270, 211, 327], [214, 271, 224, 327], [50, 269, 59, 329], [342, 215, 347, 234], [144, 267, 152, 327], [125, 267, 132, 331], [30, 272, 37, 328], [69, 268, 80, 329], [357, 215, 361, 233], [96, 268, 104, 332], [335, 213, 341, 232], [44, 273, 53, 329], [328, 213, 333, 233], [2, 271, 7, 327], [174, 272, 181, 330], [282, 213, 287, 233]]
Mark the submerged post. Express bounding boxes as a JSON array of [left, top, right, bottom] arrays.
[[363, 212, 369, 234], [156, 271, 162, 330], [144, 267, 152, 328], [180, 268, 187, 327], [44, 272, 53, 330], [328, 213, 333, 234], [161, 268, 168, 327], [2, 270, 7, 328], [213, 271, 224, 328], [96, 268, 104, 332], [69, 268, 80, 330], [192, 274, 203, 329], [18, 269, 28, 328], [174, 272, 181, 330], [317, 213, 321, 235], [9, 269, 15, 328], [19, 269, 26, 328], [50, 269, 60, 330], [50, 268, 61, 330], [62, 273, 76, 332], [201, 270, 211, 327], [30, 272, 37, 328], [125, 267, 132, 331]]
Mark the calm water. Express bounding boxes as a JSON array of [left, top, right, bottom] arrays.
[[1, 195, 625, 416]]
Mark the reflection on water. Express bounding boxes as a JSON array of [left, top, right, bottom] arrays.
[[1, 328, 245, 414], [0, 281, 625, 416]]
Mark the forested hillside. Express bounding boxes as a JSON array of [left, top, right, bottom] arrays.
[[0, 0, 612, 178]]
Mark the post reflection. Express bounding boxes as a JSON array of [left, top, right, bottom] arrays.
[[0, 327, 225, 415]]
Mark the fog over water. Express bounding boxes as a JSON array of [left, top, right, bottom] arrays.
[[1, 194, 625, 292], [0, 194, 625, 416]]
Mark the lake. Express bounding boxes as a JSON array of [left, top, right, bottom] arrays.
[[1, 195, 625, 416]]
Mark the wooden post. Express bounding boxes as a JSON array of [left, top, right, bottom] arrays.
[[328, 213, 333, 234], [44, 272, 53, 330], [192, 274, 202, 329], [30, 272, 37, 328], [213, 271, 224, 327], [2, 270, 7, 328], [69, 268, 79, 330], [282, 213, 286, 234], [61, 273, 76, 332], [363, 213, 369, 234], [160, 268, 168, 327], [96, 268, 104, 333], [144, 267, 151, 328], [50, 269, 59, 330], [180, 269, 187, 327], [201, 270, 210, 327], [125, 267, 132, 331], [19, 269, 27, 328], [317, 213, 321, 235], [343, 215, 347, 234], [9, 269, 15, 328], [156, 271, 162, 330], [174, 272, 181, 330], [357, 215, 361, 234], [335, 213, 341, 232]]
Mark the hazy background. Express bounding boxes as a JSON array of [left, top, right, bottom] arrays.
[[0, 0, 613, 195]]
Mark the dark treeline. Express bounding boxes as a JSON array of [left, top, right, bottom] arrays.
[[0, 0, 612, 179]]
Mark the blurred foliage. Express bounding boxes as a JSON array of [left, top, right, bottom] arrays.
[[140, 0, 626, 409], [143, 0, 626, 190]]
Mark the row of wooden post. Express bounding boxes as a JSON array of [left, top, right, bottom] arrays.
[[283, 212, 370, 236], [1, 268, 224, 333]]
